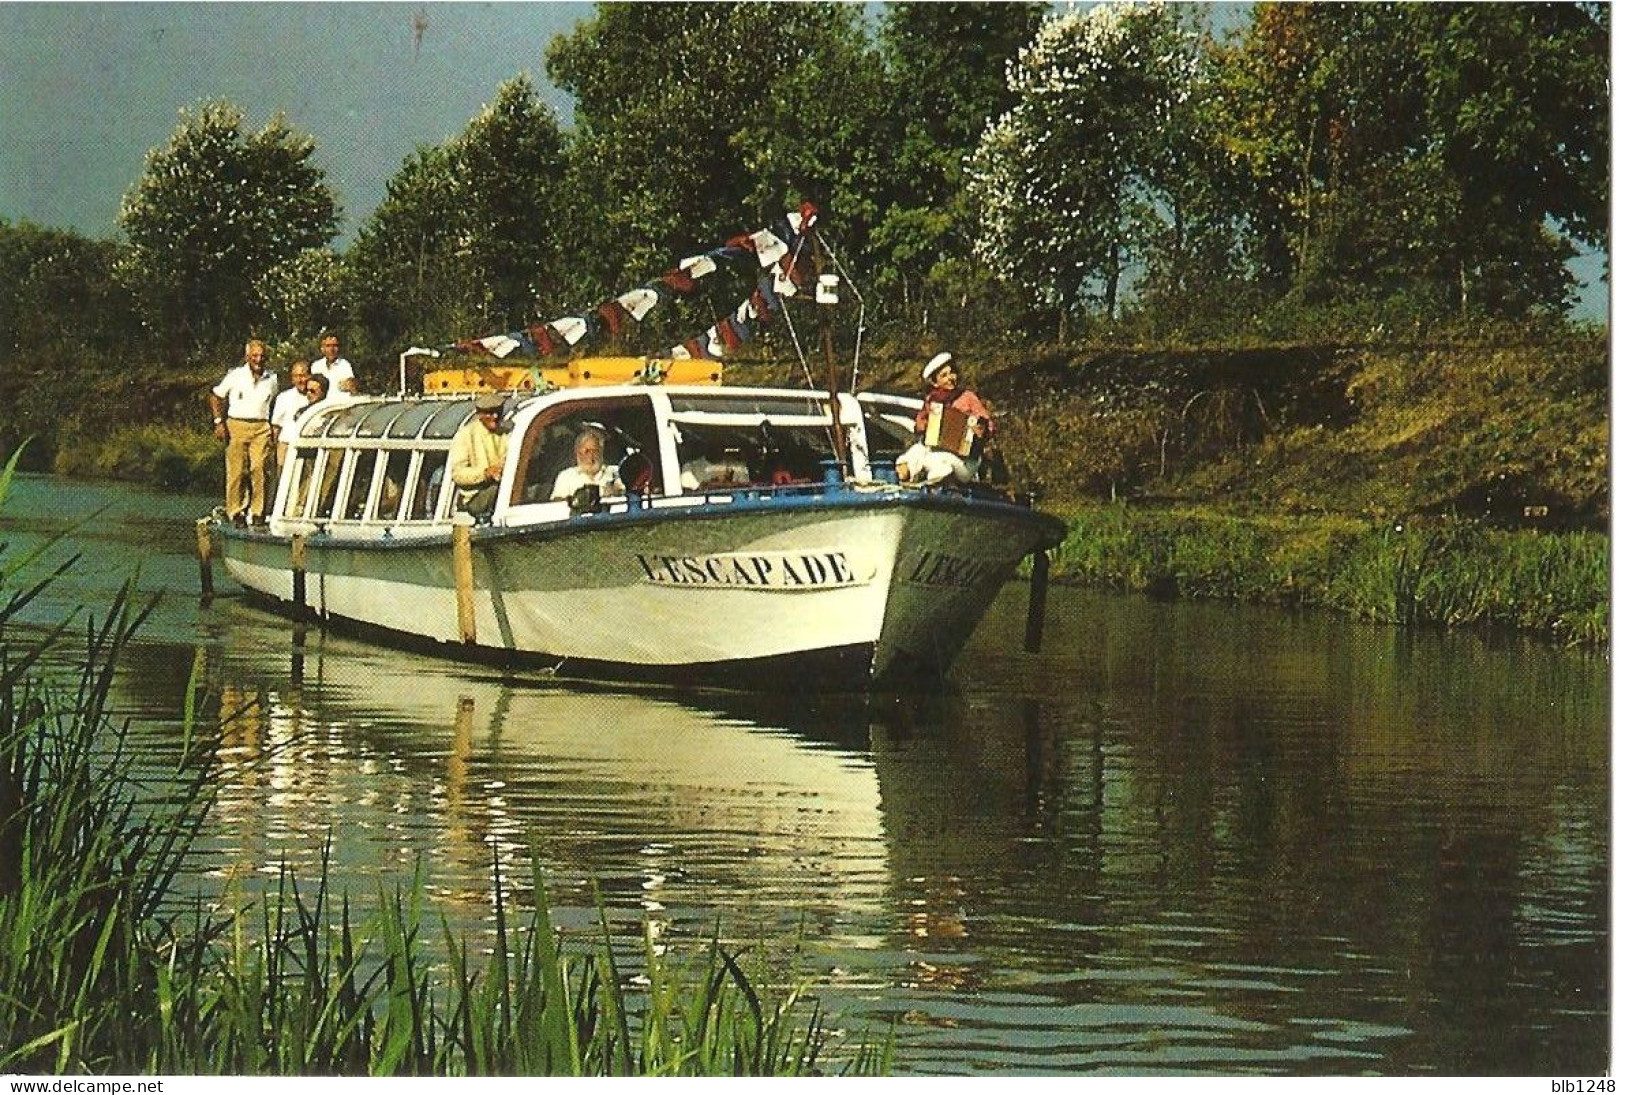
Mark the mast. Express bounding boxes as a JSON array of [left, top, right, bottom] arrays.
[[810, 223, 849, 469]]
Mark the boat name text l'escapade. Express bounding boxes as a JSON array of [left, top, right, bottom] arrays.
[[634, 550, 868, 589]]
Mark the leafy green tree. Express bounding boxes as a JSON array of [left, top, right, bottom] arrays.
[[450, 74, 569, 325], [545, 3, 886, 302], [345, 76, 566, 351], [0, 219, 138, 359], [870, 2, 1046, 322], [117, 101, 338, 348], [966, 1, 1204, 330], [255, 248, 345, 347], [1213, 2, 1607, 322], [344, 145, 471, 351]]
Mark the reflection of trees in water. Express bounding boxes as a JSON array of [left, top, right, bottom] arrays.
[[869, 593, 1607, 1070]]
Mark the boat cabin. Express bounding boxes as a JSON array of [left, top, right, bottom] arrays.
[[270, 385, 922, 540]]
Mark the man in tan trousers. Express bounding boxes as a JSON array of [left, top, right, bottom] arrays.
[[209, 339, 279, 526]]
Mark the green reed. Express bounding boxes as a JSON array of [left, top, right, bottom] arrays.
[[1050, 504, 1607, 646], [0, 450, 887, 1075]]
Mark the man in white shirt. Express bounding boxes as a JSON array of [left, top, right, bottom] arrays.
[[209, 339, 280, 526], [312, 333, 357, 394], [551, 428, 623, 502], [270, 360, 312, 469]]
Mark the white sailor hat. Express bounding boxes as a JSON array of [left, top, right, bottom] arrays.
[[474, 392, 506, 412], [922, 351, 954, 382]]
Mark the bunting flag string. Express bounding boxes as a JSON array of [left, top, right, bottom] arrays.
[[450, 201, 820, 364]]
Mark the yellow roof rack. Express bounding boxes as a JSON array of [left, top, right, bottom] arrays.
[[423, 356, 723, 395]]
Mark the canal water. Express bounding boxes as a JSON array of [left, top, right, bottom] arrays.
[[1, 475, 1609, 1075]]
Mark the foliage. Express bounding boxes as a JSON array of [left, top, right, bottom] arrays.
[[255, 247, 346, 348], [967, 1, 1205, 328], [117, 101, 338, 349], [546, 3, 885, 299], [1049, 505, 1607, 646], [1210, 2, 1607, 319], [345, 77, 567, 355], [868, 3, 1046, 324]]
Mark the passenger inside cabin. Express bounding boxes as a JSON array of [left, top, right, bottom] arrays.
[[550, 427, 623, 502], [680, 439, 753, 491], [449, 393, 510, 517]]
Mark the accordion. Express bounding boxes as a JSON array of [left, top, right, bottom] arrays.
[[924, 402, 980, 457]]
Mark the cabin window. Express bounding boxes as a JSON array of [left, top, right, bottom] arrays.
[[508, 398, 662, 506], [859, 405, 915, 465], [423, 400, 479, 441], [321, 403, 372, 438], [377, 451, 412, 522], [387, 402, 445, 440], [342, 452, 378, 520], [408, 452, 448, 521], [312, 450, 346, 519], [356, 403, 412, 439], [670, 420, 835, 491], [280, 455, 311, 518]]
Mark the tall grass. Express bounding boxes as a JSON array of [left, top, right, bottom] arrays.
[[0, 449, 887, 1075], [1051, 504, 1607, 646]]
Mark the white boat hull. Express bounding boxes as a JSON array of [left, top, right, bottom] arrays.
[[218, 491, 1063, 687]]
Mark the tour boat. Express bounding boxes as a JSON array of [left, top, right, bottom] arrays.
[[208, 356, 1065, 689]]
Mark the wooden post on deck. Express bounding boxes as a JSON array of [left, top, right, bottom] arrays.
[[1024, 549, 1051, 654], [195, 519, 214, 597], [451, 520, 477, 644], [290, 533, 308, 617]]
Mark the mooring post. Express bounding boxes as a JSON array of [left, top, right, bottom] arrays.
[[195, 518, 214, 598], [451, 518, 477, 644], [290, 533, 308, 618], [1024, 548, 1051, 654]]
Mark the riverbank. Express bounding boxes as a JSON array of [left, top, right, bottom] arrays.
[[1045, 504, 1607, 647]]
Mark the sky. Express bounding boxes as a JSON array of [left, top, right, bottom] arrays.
[[0, 2, 594, 242], [0, 1, 1607, 317]]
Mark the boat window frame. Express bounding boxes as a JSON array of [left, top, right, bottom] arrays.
[[503, 392, 665, 512]]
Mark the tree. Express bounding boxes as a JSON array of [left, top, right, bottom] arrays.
[[546, 3, 886, 303], [966, 1, 1203, 329], [345, 145, 472, 352], [1212, 2, 1608, 322], [345, 76, 567, 351], [117, 101, 338, 348], [449, 75, 569, 326], [870, 2, 1047, 320], [255, 248, 345, 347]]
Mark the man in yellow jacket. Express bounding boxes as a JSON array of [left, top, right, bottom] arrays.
[[449, 392, 510, 517]]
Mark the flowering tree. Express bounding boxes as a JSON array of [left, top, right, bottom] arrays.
[[967, 1, 1201, 329], [118, 101, 337, 348]]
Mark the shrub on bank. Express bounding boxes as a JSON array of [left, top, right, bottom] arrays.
[[51, 423, 219, 493], [1051, 505, 1607, 647]]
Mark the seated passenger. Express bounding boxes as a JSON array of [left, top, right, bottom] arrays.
[[680, 444, 752, 491], [450, 393, 510, 517], [550, 427, 623, 501], [895, 352, 994, 486]]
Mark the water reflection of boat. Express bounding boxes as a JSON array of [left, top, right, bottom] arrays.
[[193, 620, 896, 922]]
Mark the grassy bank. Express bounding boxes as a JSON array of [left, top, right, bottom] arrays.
[[0, 459, 886, 1076], [1049, 504, 1607, 647]]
